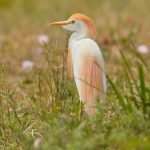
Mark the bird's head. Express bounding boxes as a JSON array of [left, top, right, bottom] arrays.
[[50, 13, 97, 38]]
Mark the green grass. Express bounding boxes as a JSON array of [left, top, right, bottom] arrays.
[[0, 0, 150, 149]]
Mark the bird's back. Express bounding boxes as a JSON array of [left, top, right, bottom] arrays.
[[71, 38, 106, 115]]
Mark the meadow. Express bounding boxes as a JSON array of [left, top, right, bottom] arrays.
[[0, 0, 150, 149]]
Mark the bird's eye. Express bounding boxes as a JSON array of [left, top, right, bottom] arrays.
[[72, 20, 75, 24]]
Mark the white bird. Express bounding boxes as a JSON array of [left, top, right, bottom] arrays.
[[51, 13, 106, 116]]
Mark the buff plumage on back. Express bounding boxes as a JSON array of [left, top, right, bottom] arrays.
[[69, 13, 97, 38], [78, 52, 103, 116]]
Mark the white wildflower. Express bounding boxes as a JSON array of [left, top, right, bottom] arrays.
[[22, 60, 34, 70], [137, 44, 149, 54], [37, 34, 49, 45], [33, 138, 42, 149]]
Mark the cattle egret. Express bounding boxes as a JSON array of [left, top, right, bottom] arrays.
[[50, 13, 106, 117]]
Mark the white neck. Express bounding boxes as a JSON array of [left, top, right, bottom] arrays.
[[68, 32, 87, 49]]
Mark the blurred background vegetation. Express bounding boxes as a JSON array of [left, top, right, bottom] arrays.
[[0, 0, 150, 149], [0, 0, 150, 74]]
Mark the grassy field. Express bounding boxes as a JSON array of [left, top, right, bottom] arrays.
[[0, 0, 150, 149]]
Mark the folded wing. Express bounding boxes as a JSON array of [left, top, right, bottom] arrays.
[[78, 52, 105, 115]]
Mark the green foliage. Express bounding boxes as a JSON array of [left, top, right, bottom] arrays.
[[0, 47, 150, 149]]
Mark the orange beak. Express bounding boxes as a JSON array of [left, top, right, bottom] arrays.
[[50, 20, 72, 26]]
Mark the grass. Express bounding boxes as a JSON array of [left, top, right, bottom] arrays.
[[0, 0, 150, 149]]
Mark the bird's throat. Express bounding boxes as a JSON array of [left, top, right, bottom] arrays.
[[69, 32, 87, 49]]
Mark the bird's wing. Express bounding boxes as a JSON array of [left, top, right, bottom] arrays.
[[77, 49, 105, 115], [67, 49, 74, 79]]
